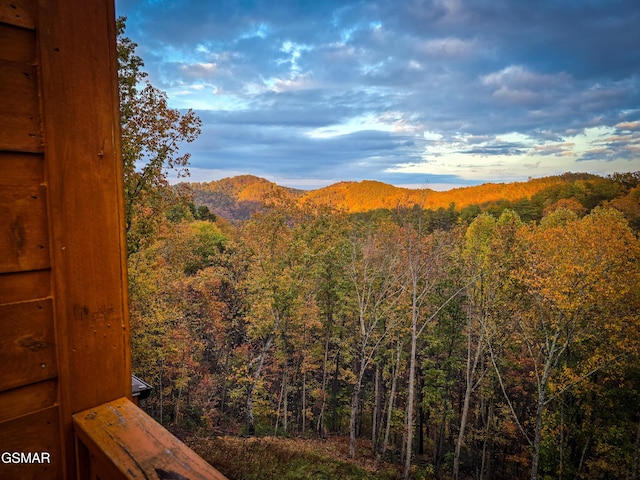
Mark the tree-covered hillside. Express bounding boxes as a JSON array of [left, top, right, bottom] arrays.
[[187, 172, 640, 230], [128, 199, 640, 480]]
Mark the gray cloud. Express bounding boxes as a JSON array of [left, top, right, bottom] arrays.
[[116, 0, 640, 189]]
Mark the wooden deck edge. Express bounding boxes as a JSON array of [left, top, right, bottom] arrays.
[[72, 397, 227, 480]]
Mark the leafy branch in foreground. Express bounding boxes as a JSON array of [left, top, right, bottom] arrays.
[[117, 17, 202, 255]]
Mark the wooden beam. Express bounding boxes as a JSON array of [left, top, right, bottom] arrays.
[[0, 23, 36, 63], [0, 269, 49, 304], [0, 379, 57, 423], [36, 0, 131, 476], [37, 0, 131, 410], [73, 398, 228, 480]]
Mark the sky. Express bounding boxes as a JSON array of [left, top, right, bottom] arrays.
[[115, 0, 640, 190]]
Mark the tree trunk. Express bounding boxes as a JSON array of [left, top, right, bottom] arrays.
[[246, 384, 256, 435], [283, 373, 288, 434], [453, 370, 472, 479], [383, 338, 402, 456], [418, 375, 425, 456], [247, 333, 274, 435], [453, 312, 484, 480], [372, 363, 381, 455], [349, 380, 362, 458], [302, 370, 307, 435], [436, 409, 447, 471], [330, 344, 341, 432], [530, 392, 544, 480], [274, 369, 285, 434], [330, 317, 345, 433], [531, 334, 559, 480], [316, 311, 333, 436], [403, 307, 418, 479]]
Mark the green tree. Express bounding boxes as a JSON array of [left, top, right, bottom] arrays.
[[512, 207, 640, 480], [452, 214, 496, 480], [117, 17, 202, 255], [345, 218, 402, 458], [239, 200, 314, 435], [396, 222, 450, 478]]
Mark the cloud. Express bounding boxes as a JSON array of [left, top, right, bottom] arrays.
[[532, 143, 575, 157], [179, 62, 219, 79], [480, 65, 572, 106], [418, 37, 477, 58], [116, 0, 640, 189], [576, 126, 640, 162], [616, 121, 640, 132]]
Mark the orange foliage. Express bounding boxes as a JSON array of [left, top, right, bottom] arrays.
[[189, 172, 635, 220]]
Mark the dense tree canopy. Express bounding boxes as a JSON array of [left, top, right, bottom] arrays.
[[126, 190, 640, 478]]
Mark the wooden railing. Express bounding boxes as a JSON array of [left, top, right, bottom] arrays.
[[73, 397, 227, 480]]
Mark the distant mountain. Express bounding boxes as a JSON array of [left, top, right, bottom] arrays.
[[190, 175, 304, 220], [299, 176, 583, 212], [301, 180, 429, 212], [186, 172, 639, 225]]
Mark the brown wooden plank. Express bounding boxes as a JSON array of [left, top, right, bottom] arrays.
[[0, 152, 43, 185], [0, 185, 49, 273], [0, 59, 41, 152], [0, 379, 57, 423], [0, 0, 35, 29], [73, 398, 228, 480], [0, 406, 62, 479], [36, 1, 131, 475], [0, 60, 38, 114], [0, 270, 50, 304], [0, 112, 42, 152], [38, 0, 131, 412], [0, 22, 36, 63], [0, 298, 57, 392]]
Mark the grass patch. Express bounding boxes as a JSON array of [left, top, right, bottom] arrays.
[[187, 435, 404, 480]]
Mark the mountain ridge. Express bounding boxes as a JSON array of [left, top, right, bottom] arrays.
[[187, 172, 640, 224]]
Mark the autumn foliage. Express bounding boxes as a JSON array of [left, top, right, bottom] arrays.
[[127, 191, 640, 479]]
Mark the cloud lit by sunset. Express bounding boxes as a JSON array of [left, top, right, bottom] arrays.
[[116, 0, 640, 189]]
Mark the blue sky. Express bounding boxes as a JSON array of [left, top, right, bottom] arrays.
[[115, 0, 640, 190]]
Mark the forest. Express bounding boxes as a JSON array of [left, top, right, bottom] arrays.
[[118, 18, 640, 480]]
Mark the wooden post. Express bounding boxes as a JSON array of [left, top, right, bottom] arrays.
[[37, 0, 132, 476]]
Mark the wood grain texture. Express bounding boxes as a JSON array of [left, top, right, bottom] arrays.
[[0, 2, 222, 478], [0, 22, 36, 63], [38, 0, 131, 412], [0, 406, 62, 480], [0, 299, 56, 392], [73, 398, 228, 480], [0, 185, 49, 273], [0, 59, 41, 152], [0, 379, 57, 423], [0, 0, 35, 29], [0, 270, 50, 305], [36, 1, 131, 476], [0, 152, 43, 186]]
